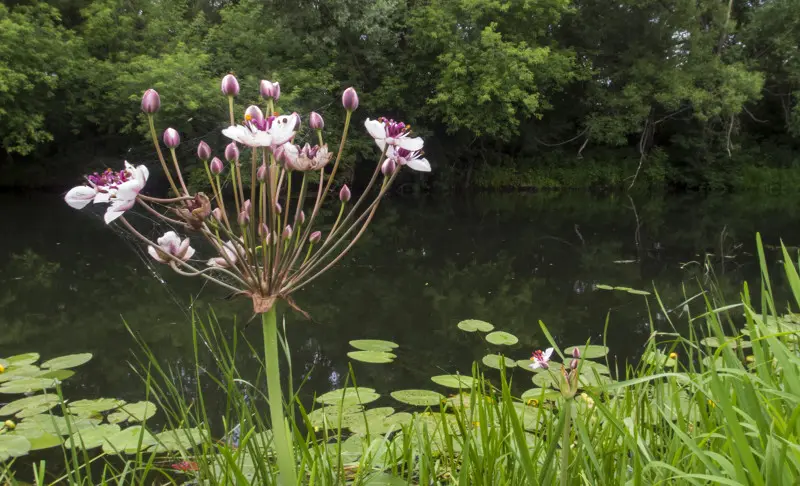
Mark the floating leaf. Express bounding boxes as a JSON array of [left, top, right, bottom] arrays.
[[575, 360, 611, 375], [457, 320, 495, 333], [362, 473, 408, 485], [347, 351, 396, 364], [316, 387, 380, 406], [0, 394, 59, 417], [349, 340, 399, 352], [521, 388, 561, 402], [0, 435, 31, 461], [102, 426, 157, 455], [642, 350, 676, 367], [0, 378, 59, 394], [485, 331, 519, 346], [5, 353, 40, 366], [0, 365, 41, 383], [390, 389, 444, 407], [564, 345, 610, 359], [516, 359, 537, 372], [481, 354, 516, 370], [149, 428, 206, 453], [65, 424, 121, 450], [532, 372, 559, 388], [68, 398, 126, 418], [24, 432, 62, 451], [41, 353, 93, 370], [578, 372, 615, 389], [36, 369, 75, 381], [595, 284, 614, 290], [16, 415, 100, 438], [306, 405, 363, 430], [700, 337, 750, 349], [625, 289, 651, 296], [346, 409, 411, 436], [107, 401, 157, 424], [431, 375, 475, 389]]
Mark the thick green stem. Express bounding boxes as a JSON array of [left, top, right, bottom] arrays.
[[262, 307, 297, 485], [560, 400, 571, 486]]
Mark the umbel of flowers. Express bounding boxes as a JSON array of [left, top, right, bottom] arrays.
[[64, 74, 431, 484]]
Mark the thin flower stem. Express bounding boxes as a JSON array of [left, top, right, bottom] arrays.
[[168, 261, 248, 289], [325, 203, 346, 243], [139, 194, 194, 204], [229, 161, 242, 217], [250, 149, 258, 234], [321, 110, 352, 200], [147, 116, 181, 198], [134, 199, 189, 228], [282, 172, 293, 245], [228, 96, 235, 127], [560, 400, 572, 486], [169, 148, 189, 195], [262, 307, 298, 485], [214, 174, 233, 231]]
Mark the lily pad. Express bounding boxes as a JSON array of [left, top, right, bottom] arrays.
[[41, 353, 93, 370], [0, 378, 59, 394], [107, 401, 157, 424], [5, 353, 40, 366], [316, 387, 380, 406], [0, 435, 31, 461], [532, 372, 559, 388], [481, 354, 516, 370], [578, 372, 615, 389], [17, 414, 100, 436], [431, 374, 475, 389], [149, 427, 206, 453], [347, 351, 396, 364], [346, 409, 411, 436], [390, 389, 444, 407], [564, 345, 610, 359], [102, 426, 157, 455], [349, 340, 399, 352], [521, 388, 561, 402], [0, 365, 41, 383], [457, 320, 495, 333], [68, 398, 126, 418], [36, 369, 75, 381], [0, 394, 60, 417], [362, 472, 409, 485], [485, 331, 519, 346], [65, 424, 121, 450], [642, 350, 677, 367], [306, 405, 363, 430], [700, 337, 751, 349]]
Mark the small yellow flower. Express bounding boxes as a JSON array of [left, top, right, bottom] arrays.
[[3, 420, 15, 430], [669, 352, 678, 360], [472, 421, 480, 428], [580, 392, 595, 409], [707, 399, 716, 409], [745, 355, 755, 364], [0, 364, 5, 373], [526, 398, 539, 407]]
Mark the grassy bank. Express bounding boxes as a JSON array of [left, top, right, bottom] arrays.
[[2, 233, 800, 484]]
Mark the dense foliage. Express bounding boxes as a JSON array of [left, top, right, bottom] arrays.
[[1, 0, 799, 189]]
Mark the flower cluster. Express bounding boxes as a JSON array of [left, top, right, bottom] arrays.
[[530, 347, 582, 399], [65, 75, 431, 314]]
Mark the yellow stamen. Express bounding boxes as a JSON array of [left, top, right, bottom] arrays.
[[526, 398, 539, 407], [669, 352, 678, 359], [0, 364, 5, 373], [245, 114, 253, 121]]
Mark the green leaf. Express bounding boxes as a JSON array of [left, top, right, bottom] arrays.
[[532, 372, 559, 388], [0, 365, 41, 383], [564, 345, 610, 359], [0, 394, 60, 417], [0, 378, 59, 394], [16, 414, 100, 437], [485, 331, 519, 346], [149, 427, 206, 453], [107, 401, 158, 424], [102, 426, 157, 455], [481, 354, 516, 370], [65, 424, 121, 450], [457, 319, 495, 333], [700, 337, 751, 349], [349, 340, 399, 352], [41, 353, 93, 370], [521, 388, 561, 402], [347, 351, 396, 364], [390, 389, 444, 407], [35, 369, 75, 381], [306, 405, 363, 430], [67, 398, 126, 418], [431, 374, 475, 389], [0, 434, 31, 461], [363, 472, 408, 485], [595, 284, 614, 290], [316, 388, 380, 406], [4, 353, 40, 366]]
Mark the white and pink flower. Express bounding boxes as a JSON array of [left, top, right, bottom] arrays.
[[387, 146, 431, 172], [365, 118, 424, 153], [529, 348, 553, 370], [222, 113, 297, 149], [147, 231, 195, 264], [206, 240, 241, 268], [64, 161, 149, 224]]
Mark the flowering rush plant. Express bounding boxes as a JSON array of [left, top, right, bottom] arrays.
[[64, 75, 430, 315]]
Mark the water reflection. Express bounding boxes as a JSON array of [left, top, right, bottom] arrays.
[[1, 191, 797, 409]]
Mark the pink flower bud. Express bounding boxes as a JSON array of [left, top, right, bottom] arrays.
[[197, 141, 212, 161], [163, 128, 180, 149], [572, 348, 581, 359], [292, 112, 301, 131], [212, 207, 223, 222], [210, 157, 224, 175], [225, 142, 239, 162], [309, 112, 324, 130], [243, 199, 251, 214], [282, 225, 293, 240], [570, 359, 579, 370], [245, 105, 264, 122], [339, 184, 351, 203], [260, 80, 280, 100], [295, 210, 306, 225], [342, 87, 359, 111], [141, 89, 161, 114], [275, 202, 282, 214], [221, 74, 240, 96], [257, 163, 267, 182], [381, 158, 397, 176], [309, 231, 322, 244], [238, 209, 249, 226], [259, 223, 269, 238]]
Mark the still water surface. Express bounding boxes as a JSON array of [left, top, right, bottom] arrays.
[[1, 190, 797, 410]]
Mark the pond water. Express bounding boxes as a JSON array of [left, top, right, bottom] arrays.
[[1, 190, 798, 414]]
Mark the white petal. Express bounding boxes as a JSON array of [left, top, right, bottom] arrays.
[[135, 164, 149, 183], [147, 245, 168, 263], [253, 131, 273, 147], [405, 157, 431, 172], [364, 119, 386, 140], [64, 186, 97, 209], [206, 257, 227, 268], [529, 362, 541, 370], [543, 348, 554, 360], [375, 138, 387, 152], [395, 136, 424, 151], [93, 191, 112, 204], [103, 199, 134, 224], [182, 245, 196, 261], [270, 115, 296, 146]]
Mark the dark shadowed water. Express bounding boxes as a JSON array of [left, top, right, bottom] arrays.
[[1, 190, 798, 416]]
